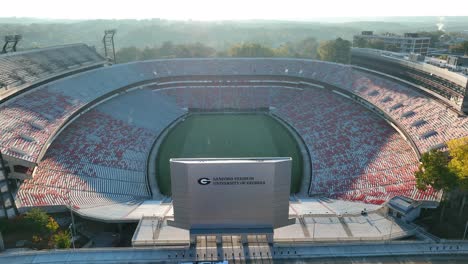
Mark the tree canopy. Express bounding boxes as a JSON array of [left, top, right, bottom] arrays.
[[415, 149, 458, 191], [24, 208, 52, 233], [2, 209, 69, 249], [52, 231, 72, 249], [278, 37, 318, 58], [317, 37, 351, 64], [115, 41, 217, 62], [354, 38, 400, 52], [228, 43, 276, 57], [449, 41, 468, 55], [415, 138, 468, 193], [447, 137, 468, 190], [115, 38, 321, 63]]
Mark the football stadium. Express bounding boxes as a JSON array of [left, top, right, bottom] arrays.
[[1, 41, 468, 261]]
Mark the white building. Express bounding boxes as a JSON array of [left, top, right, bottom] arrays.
[[353, 31, 430, 55]]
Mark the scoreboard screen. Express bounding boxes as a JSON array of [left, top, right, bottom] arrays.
[[169, 158, 293, 230]]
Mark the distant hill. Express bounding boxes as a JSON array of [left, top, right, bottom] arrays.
[[0, 17, 466, 53], [0, 17, 82, 24]]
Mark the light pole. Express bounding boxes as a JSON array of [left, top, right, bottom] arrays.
[[68, 223, 75, 250], [152, 217, 155, 247], [463, 220, 468, 240], [312, 219, 315, 240], [389, 217, 394, 240], [67, 194, 76, 250]]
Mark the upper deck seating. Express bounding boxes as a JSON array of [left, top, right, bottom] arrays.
[[0, 44, 106, 101]]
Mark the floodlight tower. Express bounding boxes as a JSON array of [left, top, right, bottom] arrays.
[[102, 29, 117, 64], [2, 35, 22, 54]]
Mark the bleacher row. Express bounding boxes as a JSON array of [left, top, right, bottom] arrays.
[[16, 84, 435, 211], [0, 44, 104, 95], [348, 71, 468, 152], [17, 86, 302, 210], [157, 85, 302, 109], [2, 58, 467, 164], [270, 88, 439, 204], [0, 89, 82, 160], [17, 89, 184, 210], [17, 183, 141, 210], [0, 61, 151, 162]]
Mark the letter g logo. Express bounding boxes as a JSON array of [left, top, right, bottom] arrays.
[[198, 178, 211, 185]]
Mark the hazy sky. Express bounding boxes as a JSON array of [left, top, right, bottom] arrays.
[[1, 0, 467, 20]]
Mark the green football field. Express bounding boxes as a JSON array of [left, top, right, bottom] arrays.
[[156, 113, 303, 195]]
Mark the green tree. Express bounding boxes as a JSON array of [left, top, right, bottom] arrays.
[[190, 42, 216, 57], [447, 137, 468, 218], [317, 38, 351, 64], [116, 41, 217, 62], [24, 208, 59, 243], [415, 149, 458, 191], [216, 50, 228, 57], [317, 40, 335, 62], [51, 231, 71, 249], [115, 46, 141, 63], [295, 37, 319, 58], [415, 149, 459, 223], [334, 38, 351, 64], [448, 137, 468, 188], [158, 41, 176, 57], [0, 219, 8, 233], [274, 43, 294, 57], [385, 44, 400, 52], [354, 37, 369, 48], [367, 39, 385, 50], [228, 43, 276, 57], [24, 208, 49, 233], [438, 54, 448, 60], [46, 217, 59, 234], [174, 42, 216, 58], [140, 46, 159, 60], [462, 41, 468, 55], [449, 41, 468, 55]]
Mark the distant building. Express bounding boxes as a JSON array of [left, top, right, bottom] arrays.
[[447, 56, 468, 67], [351, 48, 468, 114], [353, 31, 431, 55], [409, 53, 425, 62]]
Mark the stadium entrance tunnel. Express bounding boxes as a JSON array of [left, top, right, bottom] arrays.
[[155, 112, 304, 195]]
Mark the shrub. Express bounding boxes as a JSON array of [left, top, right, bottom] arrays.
[[52, 231, 71, 249]]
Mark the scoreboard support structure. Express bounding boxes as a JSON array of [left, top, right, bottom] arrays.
[[190, 228, 274, 245]]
